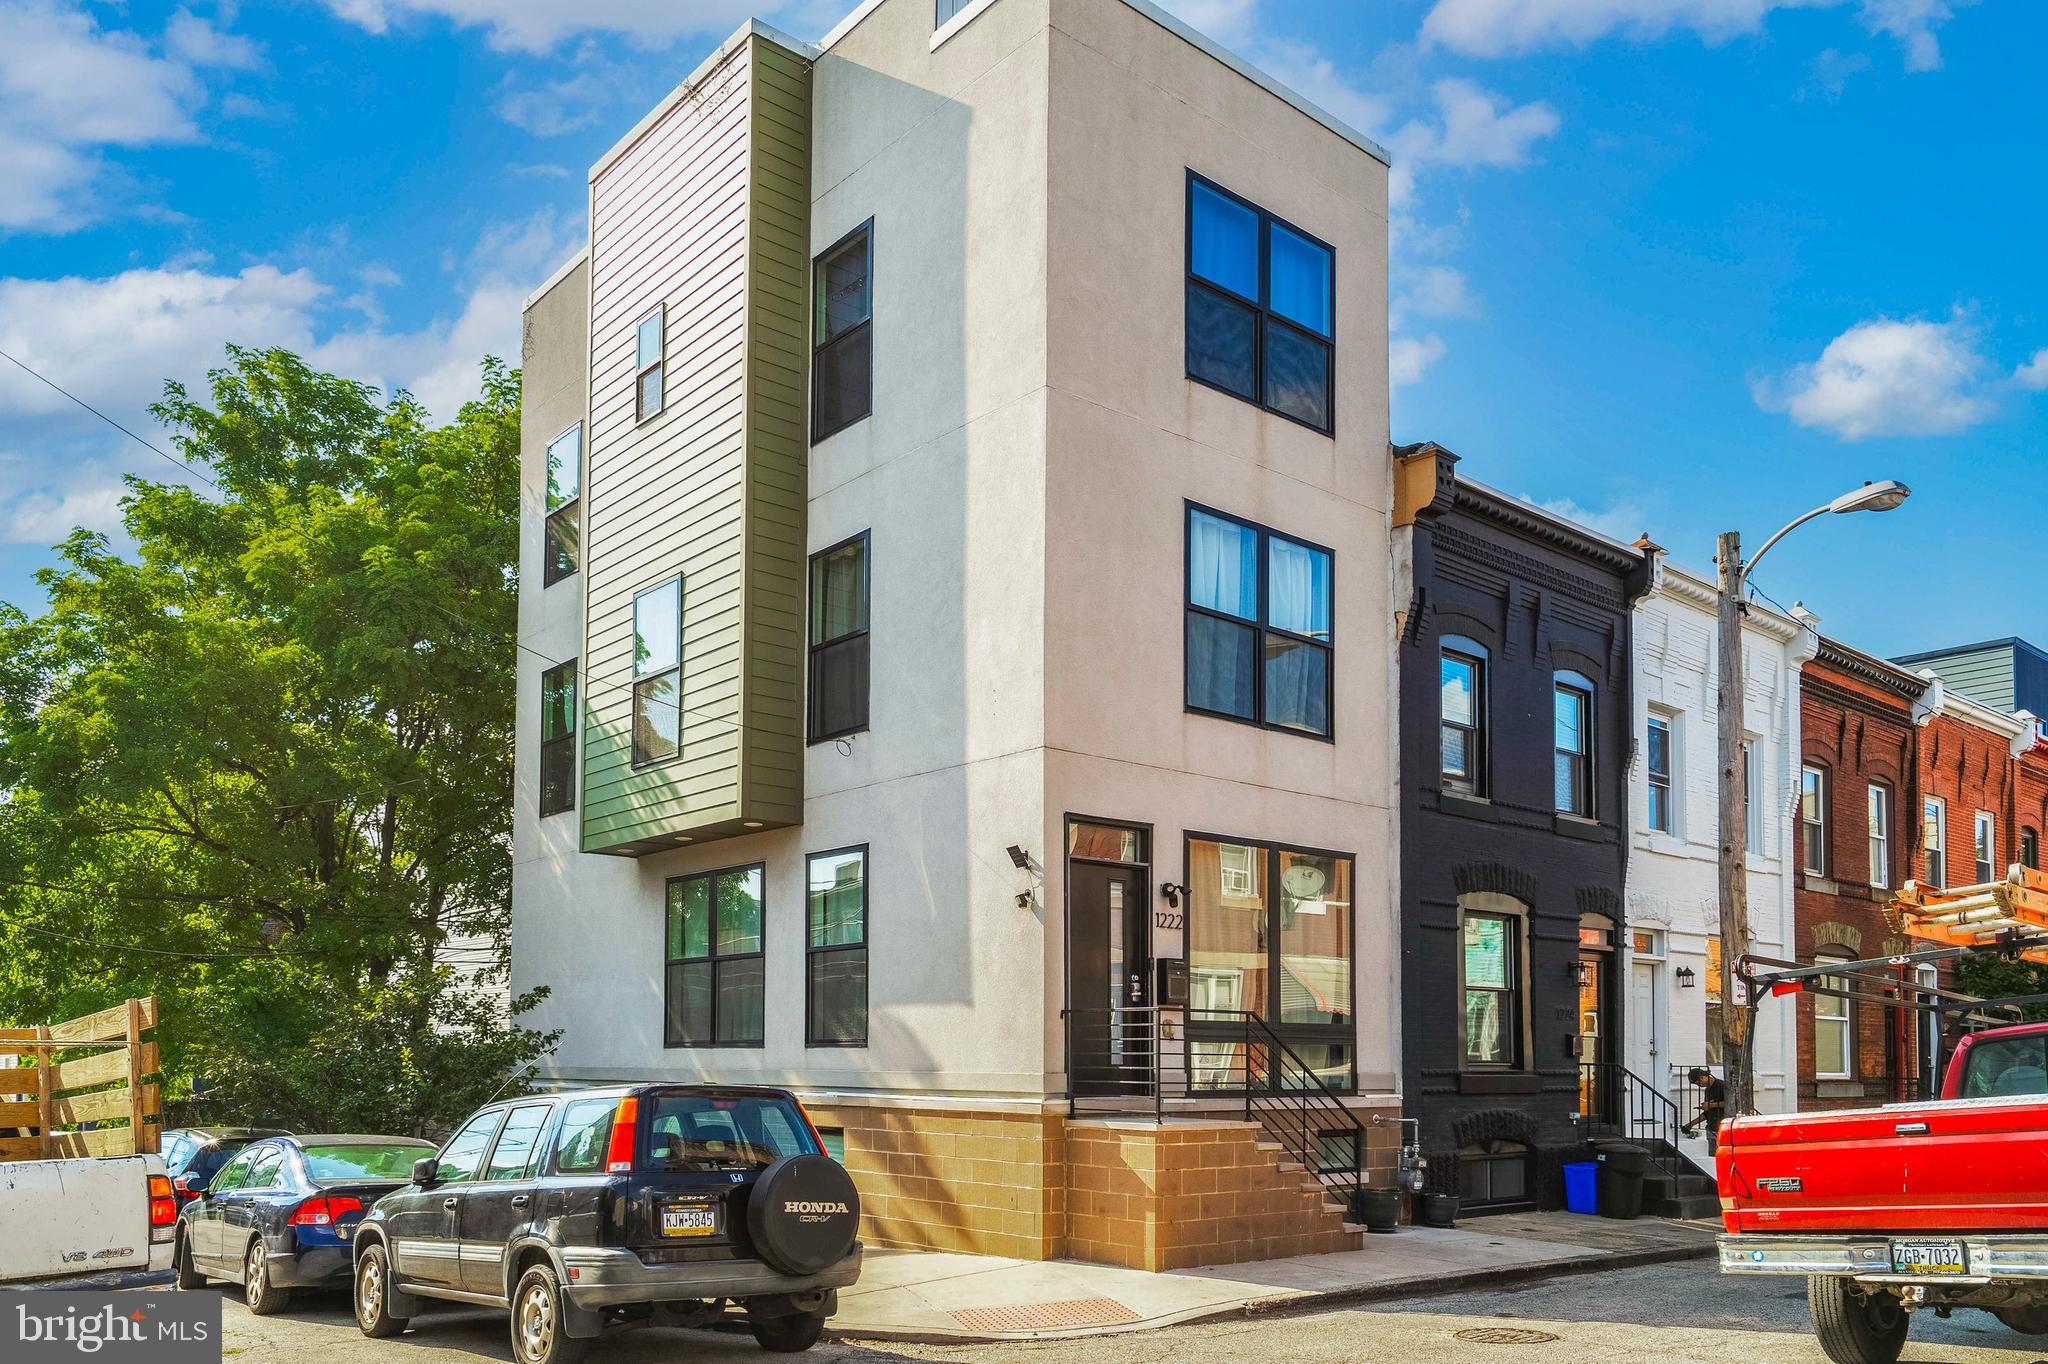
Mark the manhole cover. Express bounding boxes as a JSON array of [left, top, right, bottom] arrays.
[[1453, 1327, 1562, 1345], [948, 1298, 1141, 1332]]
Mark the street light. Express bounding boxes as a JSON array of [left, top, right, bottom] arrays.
[[1715, 480, 1910, 1120]]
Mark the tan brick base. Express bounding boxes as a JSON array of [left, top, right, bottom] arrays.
[[805, 1101, 1396, 1271]]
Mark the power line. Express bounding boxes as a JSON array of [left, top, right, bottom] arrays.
[[0, 344, 745, 738]]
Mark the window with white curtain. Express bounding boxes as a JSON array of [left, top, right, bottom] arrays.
[[1814, 953, 1853, 1079], [1868, 784, 1891, 888], [1976, 810, 1997, 884], [1185, 504, 1333, 737]]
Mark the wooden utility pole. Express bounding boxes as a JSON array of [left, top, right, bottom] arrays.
[[1716, 530, 1753, 1118]]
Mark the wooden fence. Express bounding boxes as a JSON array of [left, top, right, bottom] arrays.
[[0, 997, 161, 1160]]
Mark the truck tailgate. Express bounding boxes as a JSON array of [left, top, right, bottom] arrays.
[[0, 1155, 158, 1282], [1724, 1096, 2048, 1234]]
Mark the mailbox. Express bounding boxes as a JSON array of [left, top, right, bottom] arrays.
[[1155, 958, 1190, 1008]]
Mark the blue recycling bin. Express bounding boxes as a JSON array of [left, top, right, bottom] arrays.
[[1563, 1161, 1598, 1215]]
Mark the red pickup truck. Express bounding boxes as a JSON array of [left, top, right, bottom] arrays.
[[1717, 1020, 2048, 1364]]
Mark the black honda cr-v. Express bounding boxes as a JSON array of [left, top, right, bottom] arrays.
[[351, 1085, 861, 1362]]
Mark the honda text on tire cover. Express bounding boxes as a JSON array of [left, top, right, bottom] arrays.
[[747, 1156, 861, 1277]]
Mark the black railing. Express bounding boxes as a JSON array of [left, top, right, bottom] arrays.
[[1579, 1060, 1685, 1182], [1065, 1006, 1369, 1207]]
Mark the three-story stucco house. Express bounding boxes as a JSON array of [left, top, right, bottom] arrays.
[[512, 0, 1398, 1271], [1624, 545, 1812, 1146]]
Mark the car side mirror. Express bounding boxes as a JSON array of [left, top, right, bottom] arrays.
[[411, 1157, 440, 1186]]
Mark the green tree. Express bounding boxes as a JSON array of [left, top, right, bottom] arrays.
[[1956, 953, 2048, 1024], [0, 346, 556, 1136]]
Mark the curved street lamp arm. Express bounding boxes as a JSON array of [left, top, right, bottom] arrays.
[[1741, 501, 1834, 585]]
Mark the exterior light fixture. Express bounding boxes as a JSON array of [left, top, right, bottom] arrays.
[[1676, 966, 1697, 988], [1827, 479, 1911, 515], [1160, 882, 1187, 909]]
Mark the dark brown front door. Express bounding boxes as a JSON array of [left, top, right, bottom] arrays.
[[1069, 862, 1149, 1096]]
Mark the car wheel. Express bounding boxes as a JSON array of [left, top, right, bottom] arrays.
[[242, 1239, 292, 1316], [750, 1312, 826, 1354], [1809, 1276, 1908, 1364], [354, 1243, 409, 1339], [173, 1232, 208, 1290], [510, 1264, 589, 1364]]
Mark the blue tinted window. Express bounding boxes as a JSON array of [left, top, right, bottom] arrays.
[[1190, 182, 1259, 300], [1268, 536, 1331, 640], [1187, 509, 1259, 619], [1269, 224, 1333, 337]]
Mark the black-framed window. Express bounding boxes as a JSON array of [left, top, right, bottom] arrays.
[[813, 222, 872, 442], [1185, 172, 1334, 433], [1801, 765, 1829, 875], [665, 865, 765, 1047], [1186, 836, 1355, 1090], [1461, 910, 1521, 1068], [808, 534, 869, 741], [540, 659, 576, 816], [1554, 671, 1594, 817], [1646, 714, 1674, 833], [2023, 826, 2040, 871], [806, 847, 868, 1047], [544, 422, 582, 586], [632, 578, 681, 765], [635, 306, 665, 422], [1185, 504, 1332, 738], [1440, 638, 1485, 793]]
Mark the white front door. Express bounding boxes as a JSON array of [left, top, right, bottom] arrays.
[[1628, 960, 1664, 1091]]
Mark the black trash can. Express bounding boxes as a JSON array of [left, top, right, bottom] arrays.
[[1595, 1144, 1648, 1221]]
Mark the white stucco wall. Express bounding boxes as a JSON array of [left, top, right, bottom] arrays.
[[1626, 555, 1814, 1117]]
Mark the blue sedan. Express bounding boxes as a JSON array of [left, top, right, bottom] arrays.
[[174, 1133, 436, 1313]]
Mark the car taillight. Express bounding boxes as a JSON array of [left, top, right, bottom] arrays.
[[148, 1175, 177, 1229], [605, 1096, 639, 1173], [288, 1196, 365, 1227]]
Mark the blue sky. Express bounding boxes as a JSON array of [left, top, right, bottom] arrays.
[[0, 0, 2040, 659]]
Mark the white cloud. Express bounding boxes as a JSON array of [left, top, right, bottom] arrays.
[[1521, 493, 1648, 544], [2015, 350, 2048, 392], [0, 456, 128, 545], [496, 67, 614, 136], [1391, 333, 1447, 388], [1395, 78, 1561, 171], [1157, 0, 1261, 47], [1419, 0, 1968, 69], [1755, 315, 1995, 440], [1397, 265, 1479, 320], [0, 1, 258, 232], [321, 0, 769, 52]]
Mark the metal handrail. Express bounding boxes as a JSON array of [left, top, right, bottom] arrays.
[[1580, 1060, 1691, 1182]]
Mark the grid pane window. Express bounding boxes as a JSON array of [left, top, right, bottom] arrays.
[[544, 423, 582, 586], [1185, 173, 1335, 434], [1185, 505, 1333, 737], [1814, 960, 1852, 1078], [808, 535, 870, 741], [1868, 784, 1891, 889], [540, 660, 576, 816], [1554, 676, 1593, 817], [635, 307, 664, 422], [665, 866, 766, 1047], [1462, 913, 1518, 1068], [807, 849, 869, 1046], [632, 579, 681, 765], [813, 224, 873, 441], [1924, 798, 1946, 887], [1646, 715, 1673, 833], [1441, 647, 1484, 794], [1801, 766, 1828, 875], [1976, 811, 1997, 884]]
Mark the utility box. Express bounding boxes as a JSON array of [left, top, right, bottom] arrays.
[[1156, 959, 1190, 1008]]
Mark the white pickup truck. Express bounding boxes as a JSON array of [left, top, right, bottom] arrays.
[[0, 1153, 178, 1283]]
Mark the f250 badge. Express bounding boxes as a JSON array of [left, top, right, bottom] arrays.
[[1757, 1177, 1804, 1193]]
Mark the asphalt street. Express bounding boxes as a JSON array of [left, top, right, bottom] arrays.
[[29, 1259, 2048, 1363]]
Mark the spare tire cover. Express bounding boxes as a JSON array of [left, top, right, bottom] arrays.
[[747, 1154, 860, 1276]]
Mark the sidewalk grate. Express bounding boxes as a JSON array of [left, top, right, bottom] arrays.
[[1453, 1327, 1561, 1345], [948, 1298, 1142, 1332]]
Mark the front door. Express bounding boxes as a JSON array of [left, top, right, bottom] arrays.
[[1627, 958, 1662, 1090], [390, 1108, 503, 1287], [1068, 861, 1149, 1096], [458, 1102, 554, 1296]]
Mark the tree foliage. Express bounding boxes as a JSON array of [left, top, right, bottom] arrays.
[[0, 347, 556, 1136]]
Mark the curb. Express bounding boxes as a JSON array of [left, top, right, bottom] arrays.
[[833, 1240, 1717, 1344]]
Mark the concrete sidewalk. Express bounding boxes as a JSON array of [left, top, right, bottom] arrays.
[[834, 1212, 1719, 1342]]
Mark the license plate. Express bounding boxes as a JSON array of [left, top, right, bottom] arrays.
[[660, 1204, 718, 1238], [1891, 1239, 1968, 1275]]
